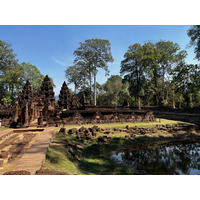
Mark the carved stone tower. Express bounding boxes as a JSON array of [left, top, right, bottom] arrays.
[[14, 80, 33, 126], [40, 75, 55, 107], [58, 81, 71, 110]]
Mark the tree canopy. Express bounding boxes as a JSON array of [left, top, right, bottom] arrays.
[[120, 40, 187, 108], [73, 39, 114, 105], [120, 43, 146, 109], [65, 65, 88, 94], [188, 25, 200, 61], [20, 62, 45, 91], [0, 40, 45, 105]]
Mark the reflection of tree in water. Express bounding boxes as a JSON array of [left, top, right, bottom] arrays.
[[115, 142, 200, 175]]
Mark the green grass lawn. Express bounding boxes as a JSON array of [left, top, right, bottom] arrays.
[[43, 118, 195, 175], [59, 118, 191, 130]]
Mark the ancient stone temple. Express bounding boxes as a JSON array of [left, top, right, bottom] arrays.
[[12, 80, 33, 127], [58, 81, 71, 110], [10, 75, 56, 127], [0, 75, 156, 128], [40, 75, 56, 125], [40, 75, 55, 107]]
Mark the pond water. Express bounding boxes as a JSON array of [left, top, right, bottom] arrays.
[[111, 142, 200, 175]]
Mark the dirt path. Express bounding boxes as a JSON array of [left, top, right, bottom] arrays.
[[2, 127, 55, 175], [0, 129, 14, 140]]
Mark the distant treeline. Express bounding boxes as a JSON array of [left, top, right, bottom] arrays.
[[66, 26, 200, 109], [1, 25, 200, 109]]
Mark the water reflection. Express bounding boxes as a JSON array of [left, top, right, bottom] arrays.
[[111, 142, 200, 175]]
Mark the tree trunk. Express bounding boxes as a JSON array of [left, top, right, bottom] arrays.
[[165, 88, 168, 105], [179, 94, 182, 109], [89, 72, 92, 92], [154, 70, 159, 106], [138, 96, 141, 110], [161, 66, 165, 103], [172, 89, 175, 109], [74, 83, 77, 94], [93, 70, 97, 106]]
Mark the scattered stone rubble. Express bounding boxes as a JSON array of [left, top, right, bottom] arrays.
[[62, 123, 198, 142]]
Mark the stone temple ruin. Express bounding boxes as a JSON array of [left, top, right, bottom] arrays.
[[0, 75, 156, 128]]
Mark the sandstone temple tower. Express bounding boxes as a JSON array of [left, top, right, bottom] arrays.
[[58, 81, 71, 110], [40, 75, 55, 107], [13, 80, 33, 127]]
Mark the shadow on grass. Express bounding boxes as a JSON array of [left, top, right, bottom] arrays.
[[78, 139, 135, 175]]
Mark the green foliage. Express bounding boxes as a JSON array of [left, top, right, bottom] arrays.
[[65, 65, 88, 94], [73, 39, 114, 105], [120, 43, 147, 108], [120, 40, 187, 107], [0, 40, 18, 73], [187, 25, 200, 61], [0, 40, 45, 104], [94, 77, 132, 106], [1, 97, 12, 106], [0, 40, 20, 102], [171, 62, 200, 108], [78, 85, 93, 100], [20, 62, 44, 91], [103, 75, 123, 106]]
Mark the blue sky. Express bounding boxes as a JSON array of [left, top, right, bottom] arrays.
[[0, 25, 198, 95]]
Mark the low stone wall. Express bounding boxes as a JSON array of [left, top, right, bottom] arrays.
[[154, 111, 200, 128], [59, 110, 156, 125]]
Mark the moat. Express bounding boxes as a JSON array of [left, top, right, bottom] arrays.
[[111, 142, 200, 175]]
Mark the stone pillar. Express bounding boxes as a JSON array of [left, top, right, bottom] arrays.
[[24, 102, 29, 127], [30, 102, 34, 122], [14, 102, 19, 122]]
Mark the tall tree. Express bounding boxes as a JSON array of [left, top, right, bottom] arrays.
[[142, 42, 162, 105], [0, 40, 19, 102], [65, 65, 87, 94], [20, 62, 44, 91], [171, 62, 200, 108], [155, 41, 187, 104], [75, 60, 93, 92], [103, 75, 123, 106], [1, 65, 23, 103], [73, 39, 114, 106], [187, 25, 200, 61], [0, 40, 18, 73], [120, 43, 146, 110], [0, 40, 47, 104]]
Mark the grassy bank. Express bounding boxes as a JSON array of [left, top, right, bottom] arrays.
[[56, 118, 191, 130], [43, 119, 198, 175]]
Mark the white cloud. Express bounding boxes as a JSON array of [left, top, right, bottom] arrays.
[[52, 57, 68, 67]]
